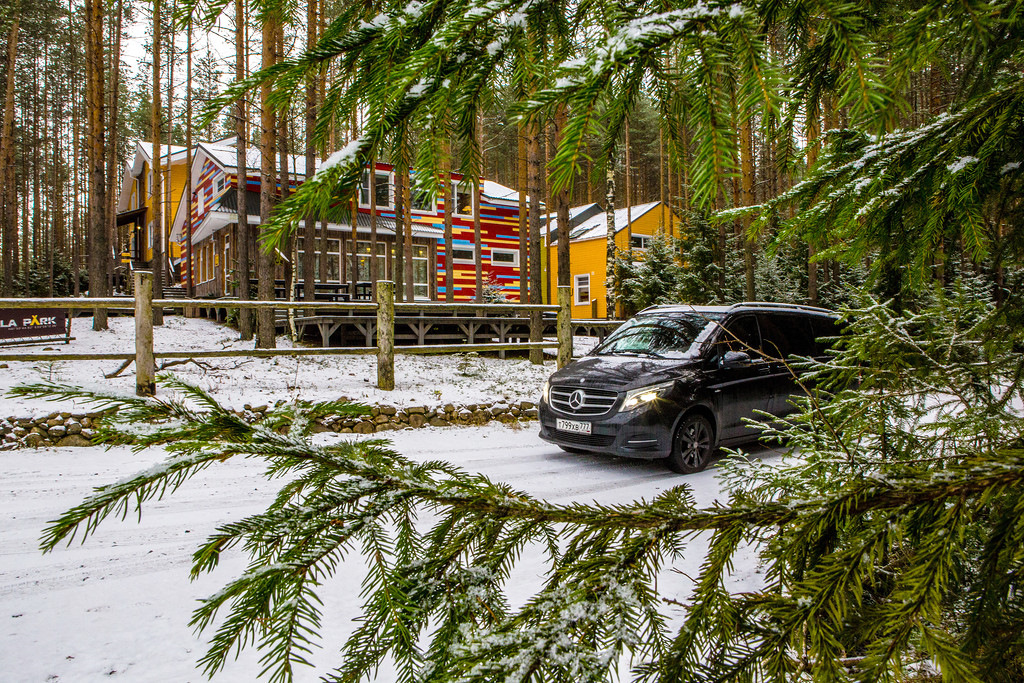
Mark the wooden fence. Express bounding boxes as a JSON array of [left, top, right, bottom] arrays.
[[0, 271, 574, 396]]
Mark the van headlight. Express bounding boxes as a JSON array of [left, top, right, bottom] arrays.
[[621, 380, 675, 411]]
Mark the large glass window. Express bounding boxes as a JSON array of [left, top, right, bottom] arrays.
[[359, 170, 392, 207], [413, 244, 429, 299], [453, 180, 475, 216], [355, 241, 388, 281], [451, 247, 475, 263], [325, 238, 340, 282], [411, 187, 434, 212]]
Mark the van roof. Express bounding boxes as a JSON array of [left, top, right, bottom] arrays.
[[638, 301, 836, 317]]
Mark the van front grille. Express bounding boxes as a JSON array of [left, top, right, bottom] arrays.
[[549, 386, 618, 417]]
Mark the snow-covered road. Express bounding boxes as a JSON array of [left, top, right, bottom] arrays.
[[0, 425, 775, 682]]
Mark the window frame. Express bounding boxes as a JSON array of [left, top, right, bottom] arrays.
[[450, 246, 476, 264], [489, 248, 519, 267], [359, 170, 393, 209], [573, 273, 591, 306]]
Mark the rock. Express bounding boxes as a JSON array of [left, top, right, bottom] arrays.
[[353, 421, 375, 434], [429, 417, 449, 427], [340, 427, 353, 434], [379, 405, 397, 416], [0, 363, 8, 369], [519, 401, 536, 410], [373, 414, 390, 425], [57, 434, 93, 448], [370, 407, 381, 417], [407, 406, 426, 414], [252, 405, 269, 414], [407, 413, 426, 429], [48, 425, 67, 438], [443, 403, 456, 414], [46, 418, 63, 428], [375, 423, 394, 432], [24, 433, 43, 448], [13, 428, 27, 438], [66, 422, 83, 435], [472, 410, 489, 424], [489, 406, 506, 416], [523, 409, 539, 419], [31, 426, 46, 437], [60, 412, 71, 420], [309, 422, 330, 434]]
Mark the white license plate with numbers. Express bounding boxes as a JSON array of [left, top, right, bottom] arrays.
[[556, 418, 591, 435]]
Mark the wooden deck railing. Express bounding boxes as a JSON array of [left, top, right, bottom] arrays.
[[0, 271, 574, 395]]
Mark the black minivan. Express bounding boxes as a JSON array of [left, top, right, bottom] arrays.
[[538, 302, 840, 473]]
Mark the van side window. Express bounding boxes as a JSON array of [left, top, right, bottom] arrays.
[[717, 315, 760, 356], [810, 316, 841, 355]]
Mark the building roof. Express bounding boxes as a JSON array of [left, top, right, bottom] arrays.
[[545, 201, 662, 243], [199, 141, 310, 177]]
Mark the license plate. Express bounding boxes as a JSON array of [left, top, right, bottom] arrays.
[[556, 418, 591, 435]]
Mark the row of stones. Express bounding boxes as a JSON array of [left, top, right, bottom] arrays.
[[0, 412, 100, 449], [0, 401, 541, 449]]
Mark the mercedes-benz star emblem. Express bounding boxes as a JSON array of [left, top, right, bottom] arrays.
[[568, 390, 585, 410]]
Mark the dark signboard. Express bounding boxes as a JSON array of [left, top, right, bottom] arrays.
[[0, 309, 68, 342]]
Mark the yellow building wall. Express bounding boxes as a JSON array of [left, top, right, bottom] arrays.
[[132, 157, 188, 263], [545, 203, 673, 319]]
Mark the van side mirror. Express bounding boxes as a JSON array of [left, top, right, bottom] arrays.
[[721, 350, 751, 368]]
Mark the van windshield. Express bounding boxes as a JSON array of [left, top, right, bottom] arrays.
[[593, 312, 725, 359]]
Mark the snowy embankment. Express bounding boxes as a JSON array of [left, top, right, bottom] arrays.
[[0, 315, 768, 682]]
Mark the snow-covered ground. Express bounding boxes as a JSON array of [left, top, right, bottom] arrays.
[[0, 315, 560, 417], [0, 315, 770, 682]]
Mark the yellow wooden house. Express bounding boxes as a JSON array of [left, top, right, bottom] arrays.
[[115, 140, 193, 274], [543, 201, 676, 319]]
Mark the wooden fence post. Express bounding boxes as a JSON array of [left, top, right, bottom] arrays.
[[557, 285, 572, 369], [376, 280, 395, 390], [135, 270, 156, 396]]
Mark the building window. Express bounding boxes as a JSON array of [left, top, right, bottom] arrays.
[[490, 248, 519, 266], [356, 241, 387, 281], [453, 180, 475, 216], [359, 170, 392, 207], [451, 247, 475, 263], [215, 176, 225, 194], [325, 238, 340, 282], [574, 273, 590, 306], [411, 186, 434, 212], [413, 244, 429, 299], [630, 234, 651, 250]]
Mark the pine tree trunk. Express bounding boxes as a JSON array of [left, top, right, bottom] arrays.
[[184, 14, 194, 298], [235, 0, 252, 338], [86, 0, 108, 329], [0, 13, 18, 296], [605, 150, 617, 319], [402, 136, 413, 301], [302, 0, 317, 303], [105, 0, 122, 295], [257, 11, 277, 348], [150, 0, 164, 325], [740, 114, 755, 300], [554, 104, 570, 290], [517, 125, 528, 303], [473, 112, 483, 301], [443, 137, 453, 302], [806, 97, 820, 305], [527, 120, 542, 363]]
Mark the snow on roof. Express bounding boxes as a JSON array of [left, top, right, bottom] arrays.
[[541, 202, 603, 235], [482, 179, 520, 202], [544, 202, 661, 242], [136, 141, 189, 164], [201, 140, 309, 177]]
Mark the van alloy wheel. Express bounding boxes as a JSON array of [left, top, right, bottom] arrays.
[[666, 413, 714, 474]]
